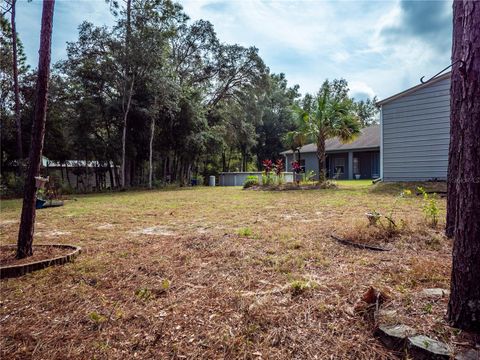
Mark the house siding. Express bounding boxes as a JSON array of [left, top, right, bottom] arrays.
[[285, 152, 319, 176], [382, 77, 450, 181]]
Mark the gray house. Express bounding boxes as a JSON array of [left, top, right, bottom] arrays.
[[281, 125, 380, 180], [378, 72, 450, 181]]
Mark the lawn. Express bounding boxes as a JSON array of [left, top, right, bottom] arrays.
[[0, 181, 466, 359]]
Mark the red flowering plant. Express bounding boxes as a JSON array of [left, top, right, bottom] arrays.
[[291, 161, 302, 174], [274, 159, 284, 175], [262, 159, 273, 174], [262, 159, 274, 186]]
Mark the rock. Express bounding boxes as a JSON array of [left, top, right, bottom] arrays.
[[455, 349, 480, 360], [407, 335, 451, 359], [420, 288, 450, 298], [374, 324, 417, 351]]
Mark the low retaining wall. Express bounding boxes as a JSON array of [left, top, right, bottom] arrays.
[[219, 172, 294, 186]]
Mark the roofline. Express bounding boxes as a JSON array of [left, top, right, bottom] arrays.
[[281, 145, 380, 155], [376, 72, 451, 106]]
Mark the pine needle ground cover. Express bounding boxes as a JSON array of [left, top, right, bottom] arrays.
[[0, 181, 465, 359]]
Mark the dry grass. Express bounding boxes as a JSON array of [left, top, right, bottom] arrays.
[[0, 181, 473, 359]]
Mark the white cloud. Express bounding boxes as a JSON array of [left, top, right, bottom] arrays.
[[15, 0, 452, 101]]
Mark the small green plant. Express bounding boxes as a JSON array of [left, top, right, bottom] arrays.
[[135, 287, 153, 301], [301, 170, 316, 184], [366, 210, 381, 226], [383, 189, 411, 231], [290, 279, 315, 296], [423, 303, 433, 314], [237, 227, 253, 237], [89, 311, 107, 325], [417, 187, 439, 227], [243, 175, 259, 189], [161, 279, 170, 290]]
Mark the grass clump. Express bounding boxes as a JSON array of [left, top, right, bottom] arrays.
[[290, 279, 316, 296], [237, 227, 253, 237]]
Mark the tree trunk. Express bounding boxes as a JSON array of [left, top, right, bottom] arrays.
[[121, 77, 134, 188], [148, 117, 155, 188], [11, 0, 23, 162], [316, 136, 326, 183], [107, 160, 114, 188], [120, 0, 133, 188], [17, 0, 55, 259], [447, 0, 480, 332], [446, 2, 465, 239]]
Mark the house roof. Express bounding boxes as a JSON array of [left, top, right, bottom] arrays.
[[376, 72, 451, 106], [41, 156, 117, 168], [281, 125, 380, 155]]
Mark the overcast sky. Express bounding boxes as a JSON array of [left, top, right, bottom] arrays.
[[16, 0, 452, 100]]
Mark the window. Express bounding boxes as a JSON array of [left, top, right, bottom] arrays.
[[299, 159, 305, 173], [334, 157, 345, 175], [353, 157, 359, 174]]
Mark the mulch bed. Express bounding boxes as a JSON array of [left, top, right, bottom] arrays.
[[0, 245, 69, 266]]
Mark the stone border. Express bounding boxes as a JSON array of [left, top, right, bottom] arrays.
[[0, 244, 82, 279]]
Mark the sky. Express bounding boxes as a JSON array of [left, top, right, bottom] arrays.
[[15, 0, 453, 100]]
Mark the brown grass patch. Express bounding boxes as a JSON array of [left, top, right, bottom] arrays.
[[0, 182, 473, 359]]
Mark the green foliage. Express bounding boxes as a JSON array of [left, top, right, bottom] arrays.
[[353, 96, 379, 127], [291, 79, 362, 182], [243, 175, 259, 188], [135, 287, 153, 301], [89, 311, 107, 325], [237, 227, 253, 237], [417, 187, 439, 227], [301, 170, 316, 184], [0, 173, 24, 196], [290, 279, 316, 296]]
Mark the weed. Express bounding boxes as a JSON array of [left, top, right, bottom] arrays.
[[237, 227, 253, 237], [423, 303, 433, 314], [161, 279, 170, 290], [135, 287, 153, 301], [89, 311, 107, 328], [418, 187, 439, 227], [290, 279, 315, 296]]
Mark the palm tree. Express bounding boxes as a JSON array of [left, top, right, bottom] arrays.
[[296, 80, 361, 183]]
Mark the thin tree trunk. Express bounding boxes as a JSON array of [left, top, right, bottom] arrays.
[[107, 160, 114, 189], [317, 136, 326, 183], [447, 0, 480, 332], [65, 161, 72, 187], [17, 0, 55, 259], [149, 116, 155, 188], [11, 0, 23, 162], [121, 77, 134, 188]]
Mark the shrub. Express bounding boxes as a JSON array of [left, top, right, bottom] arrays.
[[261, 173, 275, 186], [243, 175, 259, 188], [1, 173, 24, 196], [192, 175, 204, 186]]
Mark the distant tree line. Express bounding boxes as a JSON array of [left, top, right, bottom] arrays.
[[0, 0, 378, 191]]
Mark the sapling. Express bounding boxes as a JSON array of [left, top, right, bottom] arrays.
[[417, 187, 439, 227]]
